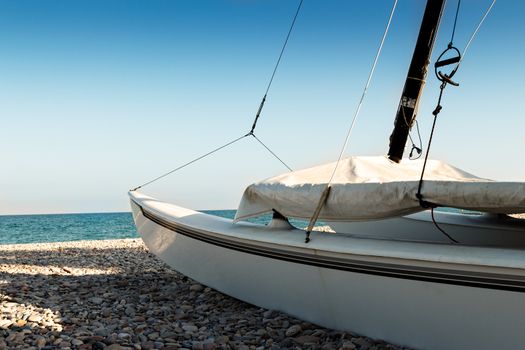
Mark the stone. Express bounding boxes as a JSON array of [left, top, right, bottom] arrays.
[[353, 337, 372, 349], [203, 341, 216, 350], [215, 336, 229, 344], [141, 341, 155, 350], [118, 332, 132, 340], [35, 336, 46, 348], [285, 325, 302, 337], [90, 297, 104, 305], [339, 341, 356, 350], [294, 335, 320, 345], [147, 332, 159, 340], [190, 284, 204, 292], [192, 341, 204, 350], [125, 306, 136, 317], [101, 308, 112, 317], [0, 319, 12, 328], [92, 342, 106, 350], [262, 310, 277, 319], [182, 325, 198, 333], [106, 344, 128, 350], [94, 328, 109, 337], [6, 332, 21, 343], [279, 338, 294, 348], [71, 339, 84, 346], [312, 329, 327, 337], [0, 239, 403, 350], [28, 313, 42, 323], [160, 331, 177, 339]]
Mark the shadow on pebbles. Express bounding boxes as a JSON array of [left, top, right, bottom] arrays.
[[0, 239, 413, 350]]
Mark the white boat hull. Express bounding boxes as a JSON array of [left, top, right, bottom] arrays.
[[130, 191, 525, 350]]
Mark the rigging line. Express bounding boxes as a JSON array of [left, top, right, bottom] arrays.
[[401, 99, 422, 160], [131, 2, 304, 191], [460, 0, 496, 62], [250, 0, 304, 133], [327, 0, 398, 184], [410, 120, 423, 160], [130, 133, 250, 191], [449, 0, 461, 45], [431, 208, 459, 244], [416, 83, 445, 205], [304, 0, 398, 243], [250, 133, 293, 172], [264, 0, 303, 97]]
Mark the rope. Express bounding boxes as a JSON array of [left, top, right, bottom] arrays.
[[449, 0, 461, 45], [250, 133, 293, 171], [415, 82, 460, 244], [401, 100, 423, 160], [304, 0, 398, 242], [460, 0, 496, 62], [130, 131, 294, 191], [131, 2, 304, 191], [416, 82, 445, 209], [408, 121, 423, 160], [415, 0, 496, 243], [250, 0, 304, 133], [130, 133, 250, 191], [431, 208, 459, 243], [327, 0, 398, 184], [305, 185, 331, 243]]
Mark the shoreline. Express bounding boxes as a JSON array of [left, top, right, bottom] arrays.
[[1, 238, 406, 350]]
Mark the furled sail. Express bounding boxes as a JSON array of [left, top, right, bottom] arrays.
[[235, 156, 525, 222]]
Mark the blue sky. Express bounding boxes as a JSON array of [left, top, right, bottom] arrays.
[[1, 0, 523, 214]]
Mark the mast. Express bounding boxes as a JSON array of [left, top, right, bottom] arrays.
[[387, 0, 447, 163]]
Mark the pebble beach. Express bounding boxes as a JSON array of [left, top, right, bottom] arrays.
[[0, 238, 409, 350]]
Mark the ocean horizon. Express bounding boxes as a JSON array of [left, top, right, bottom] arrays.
[[0, 210, 282, 245], [1, 207, 479, 245]]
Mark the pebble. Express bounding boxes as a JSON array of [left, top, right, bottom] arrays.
[[106, 345, 127, 350], [71, 338, 83, 346], [35, 336, 46, 348], [294, 335, 320, 345], [190, 284, 204, 292], [0, 238, 411, 350], [339, 341, 357, 350], [285, 324, 302, 337], [182, 325, 199, 333], [90, 297, 104, 305]]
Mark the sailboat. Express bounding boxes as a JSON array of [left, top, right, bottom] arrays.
[[129, 1, 525, 349]]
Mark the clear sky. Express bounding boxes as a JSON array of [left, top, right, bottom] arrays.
[[1, 0, 523, 215]]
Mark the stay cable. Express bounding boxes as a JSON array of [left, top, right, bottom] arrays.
[[131, 1, 303, 191], [305, 0, 398, 243]]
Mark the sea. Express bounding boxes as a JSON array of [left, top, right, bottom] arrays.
[[0, 208, 473, 245], [0, 210, 307, 245]]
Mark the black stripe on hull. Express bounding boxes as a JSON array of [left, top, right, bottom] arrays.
[[132, 199, 525, 293]]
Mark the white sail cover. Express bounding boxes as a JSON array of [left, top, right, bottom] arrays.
[[235, 156, 525, 222]]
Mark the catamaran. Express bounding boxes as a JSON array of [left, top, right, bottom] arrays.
[[129, 1, 525, 349]]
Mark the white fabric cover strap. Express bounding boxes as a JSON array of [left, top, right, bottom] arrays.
[[235, 156, 525, 222]]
